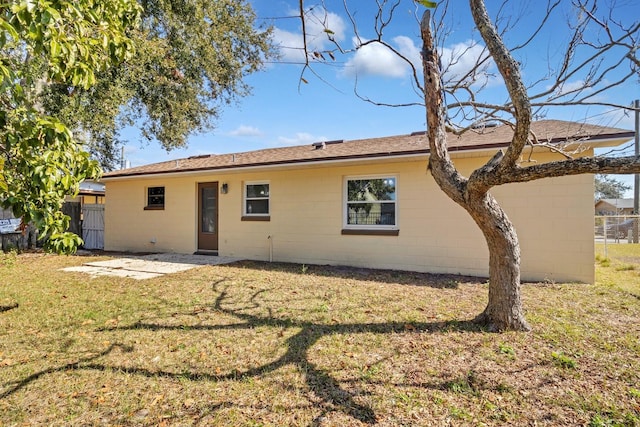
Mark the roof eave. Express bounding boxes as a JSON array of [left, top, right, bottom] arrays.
[[102, 133, 635, 181], [102, 151, 429, 181]]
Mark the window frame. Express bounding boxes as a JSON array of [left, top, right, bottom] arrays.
[[144, 186, 165, 210], [242, 181, 270, 220], [342, 175, 398, 233]]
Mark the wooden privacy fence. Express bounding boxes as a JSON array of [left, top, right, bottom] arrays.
[[1, 204, 105, 251], [81, 204, 104, 250]]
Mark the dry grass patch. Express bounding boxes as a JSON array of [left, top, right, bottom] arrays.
[[597, 243, 640, 299], [1, 250, 639, 426]]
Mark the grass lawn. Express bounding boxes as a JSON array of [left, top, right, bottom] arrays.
[[1, 247, 639, 426]]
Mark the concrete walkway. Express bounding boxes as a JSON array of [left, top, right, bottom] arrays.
[[62, 253, 241, 280]]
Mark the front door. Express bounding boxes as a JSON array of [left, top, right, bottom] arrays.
[[198, 182, 218, 251]]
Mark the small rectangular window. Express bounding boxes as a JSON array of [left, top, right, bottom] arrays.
[[243, 182, 269, 219], [145, 186, 165, 210], [344, 176, 397, 229]]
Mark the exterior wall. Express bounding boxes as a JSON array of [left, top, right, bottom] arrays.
[[105, 176, 198, 253], [66, 195, 105, 204], [81, 195, 105, 205], [493, 164, 595, 284], [105, 152, 595, 283]]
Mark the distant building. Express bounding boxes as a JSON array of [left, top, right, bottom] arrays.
[[594, 198, 634, 215]]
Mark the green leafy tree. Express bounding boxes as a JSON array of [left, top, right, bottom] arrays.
[[1, 0, 141, 253], [41, 0, 274, 170], [594, 175, 631, 200]]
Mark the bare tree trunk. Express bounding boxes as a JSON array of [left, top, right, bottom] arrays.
[[466, 192, 530, 331], [421, 10, 530, 332]]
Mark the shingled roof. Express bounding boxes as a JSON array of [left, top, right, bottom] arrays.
[[104, 120, 634, 179]]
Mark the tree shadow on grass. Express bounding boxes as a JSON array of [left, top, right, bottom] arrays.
[[0, 277, 484, 425], [228, 260, 485, 289], [0, 303, 18, 313], [0, 343, 134, 399]]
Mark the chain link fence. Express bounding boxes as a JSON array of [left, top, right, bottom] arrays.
[[595, 215, 640, 244]]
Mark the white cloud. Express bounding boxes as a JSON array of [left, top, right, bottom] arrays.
[[272, 9, 346, 63], [394, 36, 422, 68], [228, 125, 263, 137], [277, 132, 328, 146], [440, 40, 498, 87], [342, 36, 418, 78], [305, 9, 346, 47], [340, 36, 423, 79], [338, 36, 499, 86], [272, 27, 306, 63]]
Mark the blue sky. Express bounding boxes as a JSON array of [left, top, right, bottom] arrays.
[[120, 0, 639, 193]]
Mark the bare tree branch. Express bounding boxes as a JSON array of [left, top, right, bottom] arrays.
[[467, 0, 531, 185], [496, 155, 640, 185], [421, 10, 467, 206]]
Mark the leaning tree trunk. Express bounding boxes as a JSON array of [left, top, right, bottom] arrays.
[[465, 191, 530, 331], [421, 9, 531, 331]]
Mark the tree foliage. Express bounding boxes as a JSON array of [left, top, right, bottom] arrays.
[[41, 0, 274, 170], [1, 0, 141, 253], [594, 174, 632, 200]]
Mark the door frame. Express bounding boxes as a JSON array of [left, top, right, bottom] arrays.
[[197, 181, 219, 253]]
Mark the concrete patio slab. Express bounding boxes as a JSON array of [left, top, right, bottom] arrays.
[[85, 259, 196, 274], [62, 253, 242, 280], [63, 266, 163, 280], [136, 253, 241, 266]]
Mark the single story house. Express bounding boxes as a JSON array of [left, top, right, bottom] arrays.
[[595, 198, 634, 215], [103, 120, 634, 284]]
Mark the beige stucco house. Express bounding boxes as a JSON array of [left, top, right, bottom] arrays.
[[594, 198, 634, 215], [102, 120, 634, 284]]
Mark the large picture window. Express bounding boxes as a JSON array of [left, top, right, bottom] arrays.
[[244, 182, 270, 217], [345, 176, 396, 228]]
